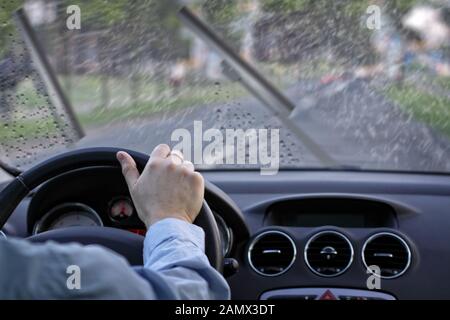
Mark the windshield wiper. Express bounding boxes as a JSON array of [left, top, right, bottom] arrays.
[[0, 159, 21, 177], [14, 8, 85, 140], [178, 7, 338, 167]]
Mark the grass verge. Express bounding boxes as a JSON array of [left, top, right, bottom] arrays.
[[385, 84, 450, 137]]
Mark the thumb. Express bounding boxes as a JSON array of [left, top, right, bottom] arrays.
[[117, 151, 139, 188]]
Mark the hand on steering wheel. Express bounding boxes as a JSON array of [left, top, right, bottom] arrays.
[[0, 147, 223, 271], [117, 144, 203, 228]]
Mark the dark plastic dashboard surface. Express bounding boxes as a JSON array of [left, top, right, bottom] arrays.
[[265, 197, 397, 228], [27, 167, 143, 234], [201, 170, 450, 300], [3, 169, 450, 299]]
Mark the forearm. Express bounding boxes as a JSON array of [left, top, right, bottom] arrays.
[[142, 218, 230, 300]]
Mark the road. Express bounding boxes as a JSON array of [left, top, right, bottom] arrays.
[[2, 77, 449, 179], [289, 78, 450, 171]]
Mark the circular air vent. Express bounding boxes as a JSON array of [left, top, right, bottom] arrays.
[[248, 230, 296, 276], [305, 230, 353, 277], [362, 232, 411, 279]]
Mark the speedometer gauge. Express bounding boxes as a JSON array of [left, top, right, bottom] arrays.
[[50, 212, 100, 230], [33, 203, 103, 234]]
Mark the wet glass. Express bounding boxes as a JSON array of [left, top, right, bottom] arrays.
[[0, 0, 449, 173]]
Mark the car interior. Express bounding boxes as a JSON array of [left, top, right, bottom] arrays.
[[1, 1, 450, 300], [2, 148, 450, 299]]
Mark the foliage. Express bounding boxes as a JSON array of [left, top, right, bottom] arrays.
[[0, 0, 23, 57], [256, 0, 427, 64], [386, 84, 450, 137], [261, 0, 309, 13], [201, 0, 243, 48], [260, 0, 422, 14], [62, 0, 128, 28], [63, 0, 186, 60]]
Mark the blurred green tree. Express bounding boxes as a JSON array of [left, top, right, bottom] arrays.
[[256, 0, 424, 65], [0, 0, 23, 57], [201, 0, 242, 49]]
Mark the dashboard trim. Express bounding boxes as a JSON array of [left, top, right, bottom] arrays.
[[33, 202, 103, 235], [247, 230, 297, 277], [362, 231, 412, 279], [304, 230, 354, 277], [259, 287, 396, 300]]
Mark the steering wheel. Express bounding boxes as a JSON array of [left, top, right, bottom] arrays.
[[0, 148, 223, 272]]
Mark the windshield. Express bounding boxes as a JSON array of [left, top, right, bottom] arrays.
[[1, 0, 450, 174]]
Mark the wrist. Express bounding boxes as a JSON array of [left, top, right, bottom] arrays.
[[145, 214, 192, 228]]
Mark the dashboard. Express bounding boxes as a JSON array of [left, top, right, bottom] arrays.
[[24, 167, 247, 259], [3, 168, 450, 299], [27, 168, 147, 236], [201, 170, 450, 300]]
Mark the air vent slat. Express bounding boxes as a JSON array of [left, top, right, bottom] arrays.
[[248, 231, 296, 277], [363, 233, 411, 279], [305, 231, 353, 277]]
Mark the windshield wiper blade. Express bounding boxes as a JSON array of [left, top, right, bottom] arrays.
[[14, 8, 84, 140], [0, 159, 21, 177], [178, 7, 338, 167]]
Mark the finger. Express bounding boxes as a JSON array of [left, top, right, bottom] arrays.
[[189, 171, 204, 188], [150, 144, 171, 159], [117, 151, 139, 187], [169, 149, 184, 160], [189, 171, 205, 197], [168, 153, 183, 165], [168, 149, 184, 165], [181, 160, 194, 171]]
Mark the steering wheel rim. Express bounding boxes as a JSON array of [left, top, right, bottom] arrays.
[[0, 147, 223, 272]]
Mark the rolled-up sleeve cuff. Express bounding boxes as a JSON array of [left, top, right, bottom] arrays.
[[144, 218, 205, 257]]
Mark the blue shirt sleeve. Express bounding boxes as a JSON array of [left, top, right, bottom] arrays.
[[0, 218, 230, 300], [135, 218, 230, 299], [0, 238, 156, 299]]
